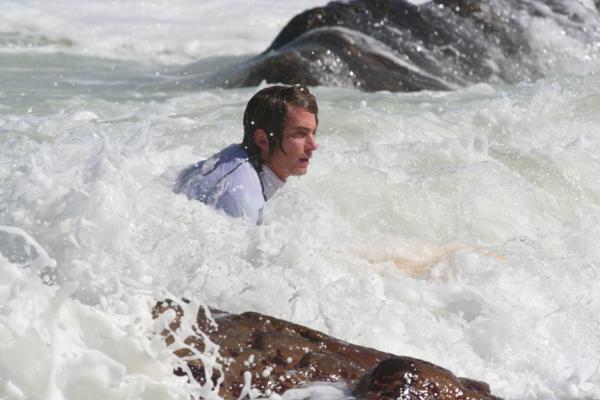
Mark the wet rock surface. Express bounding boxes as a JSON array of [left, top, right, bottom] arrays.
[[196, 0, 599, 92], [153, 299, 502, 399]]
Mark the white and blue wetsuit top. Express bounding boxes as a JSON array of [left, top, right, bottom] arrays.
[[175, 144, 284, 223]]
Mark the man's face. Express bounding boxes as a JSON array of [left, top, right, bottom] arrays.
[[263, 106, 318, 181]]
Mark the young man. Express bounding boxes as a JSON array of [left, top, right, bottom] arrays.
[[175, 85, 319, 223]]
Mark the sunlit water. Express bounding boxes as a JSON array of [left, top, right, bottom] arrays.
[[1, 1, 600, 399]]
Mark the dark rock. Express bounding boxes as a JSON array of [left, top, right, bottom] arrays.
[[153, 299, 501, 399], [355, 356, 498, 400], [201, 0, 599, 92]]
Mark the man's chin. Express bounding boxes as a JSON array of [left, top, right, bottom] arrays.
[[291, 167, 308, 176]]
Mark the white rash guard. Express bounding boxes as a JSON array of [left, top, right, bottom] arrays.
[[176, 144, 284, 223]]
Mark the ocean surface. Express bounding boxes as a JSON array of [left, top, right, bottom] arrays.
[[1, 1, 600, 399]]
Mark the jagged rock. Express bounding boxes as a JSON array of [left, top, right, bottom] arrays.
[[197, 0, 599, 92], [152, 299, 501, 400]]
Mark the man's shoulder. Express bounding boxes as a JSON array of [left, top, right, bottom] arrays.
[[200, 144, 246, 172], [214, 143, 248, 163], [175, 143, 265, 221], [175, 144, 260, 197], [206, 144, 258, 184]]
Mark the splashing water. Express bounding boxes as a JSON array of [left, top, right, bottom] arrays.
[[1, 1, 600, 399]]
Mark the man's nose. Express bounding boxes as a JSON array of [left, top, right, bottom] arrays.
[[307, 134, 318, 151]]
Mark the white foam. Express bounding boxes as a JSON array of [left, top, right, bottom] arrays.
[[2, 76, 600, 398], [1, 2, 600, 398], [0, 0, 329, 64]]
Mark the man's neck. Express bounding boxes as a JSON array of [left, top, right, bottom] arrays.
[[260, 165, 285, 200]]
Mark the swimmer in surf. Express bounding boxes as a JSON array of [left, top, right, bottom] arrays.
[[175, 85, 319, 223]]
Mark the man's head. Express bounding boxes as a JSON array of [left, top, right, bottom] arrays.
[[242, 85, 318, 181]]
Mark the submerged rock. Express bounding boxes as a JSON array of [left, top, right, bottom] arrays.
[[153, 299, 501, 399], [199, 0, 599, 92]]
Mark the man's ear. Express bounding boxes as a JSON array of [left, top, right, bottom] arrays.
[[254, 129, 270, 153]]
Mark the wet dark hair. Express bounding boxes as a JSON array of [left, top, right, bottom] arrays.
[[242, 85, 318, 171]]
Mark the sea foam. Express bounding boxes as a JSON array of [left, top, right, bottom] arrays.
[[1, 1, 600, 399]]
